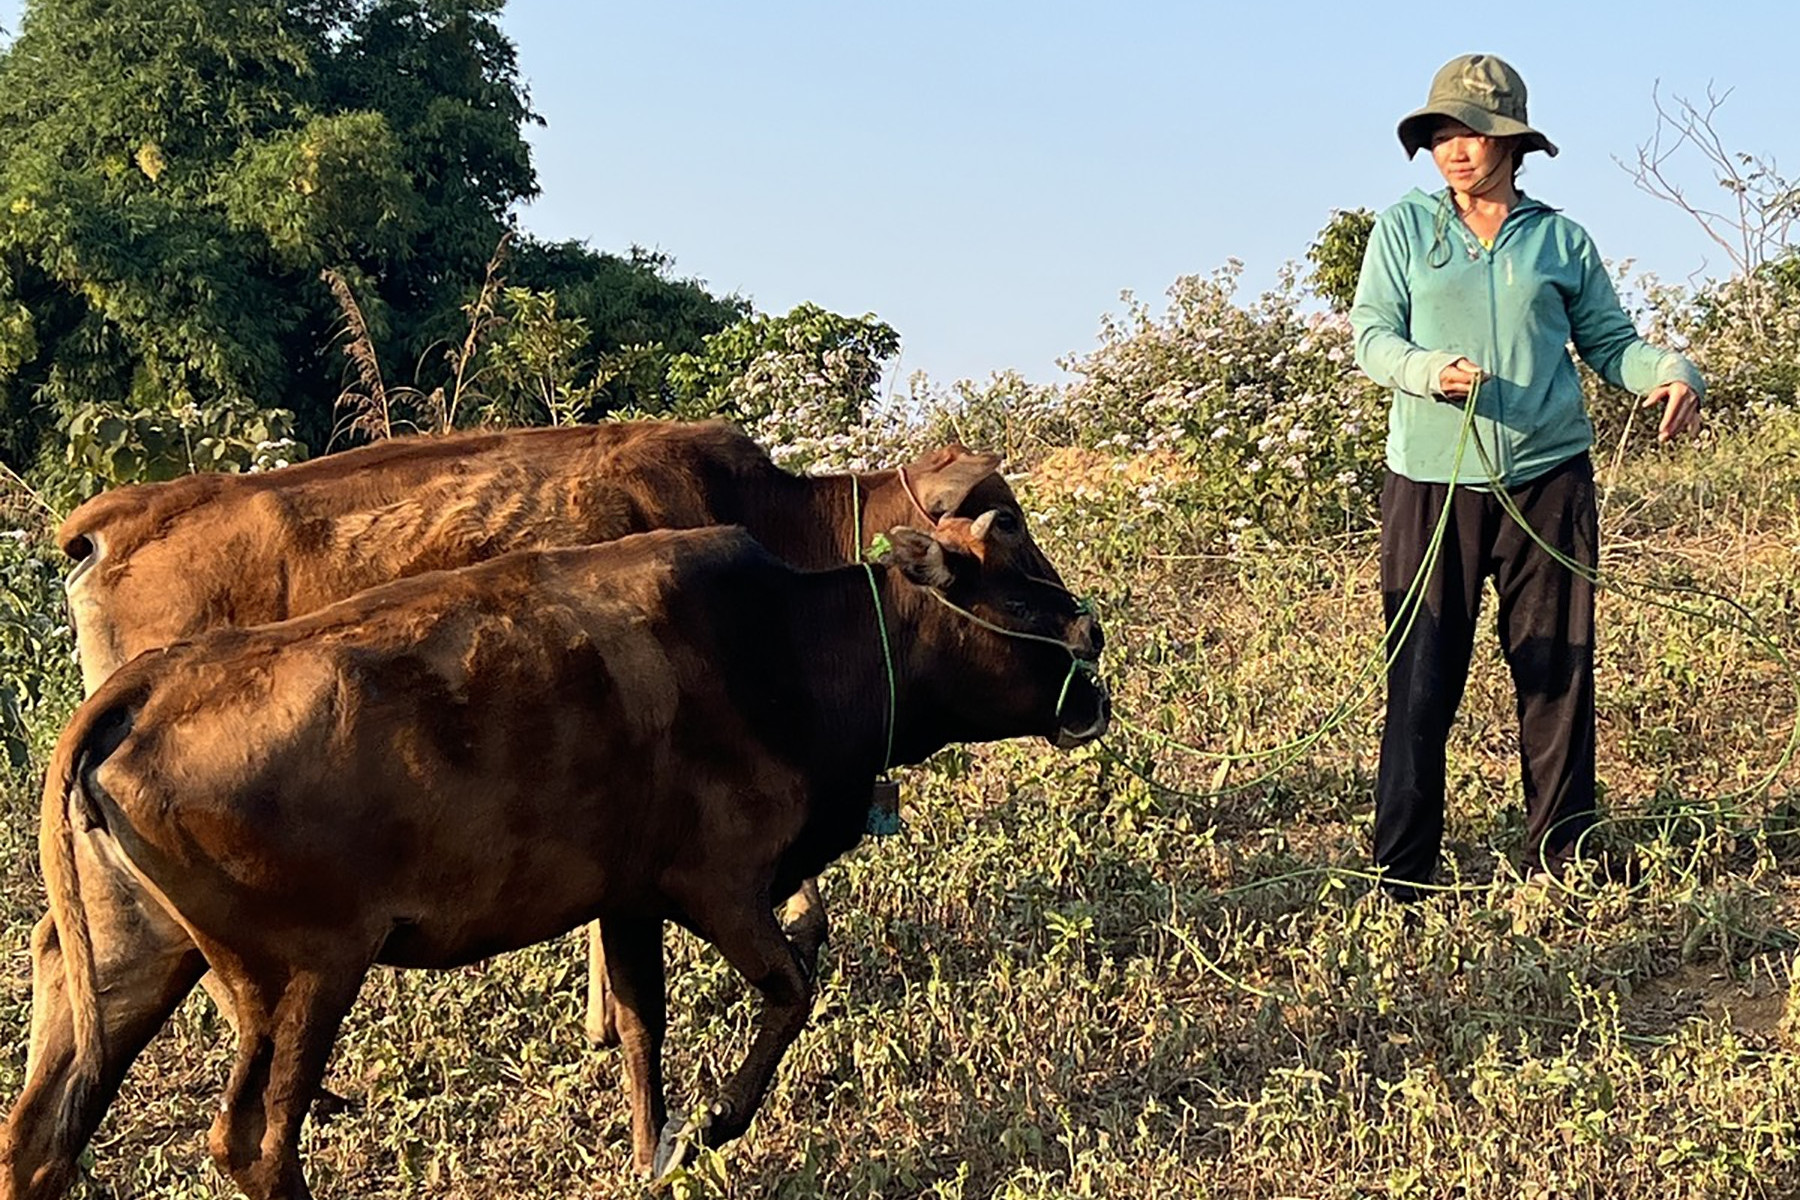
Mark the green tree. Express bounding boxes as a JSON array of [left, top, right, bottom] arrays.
[[1306, 208, 1375, 314], [0, 0, 532, 485], [0, 0, 743, 494]]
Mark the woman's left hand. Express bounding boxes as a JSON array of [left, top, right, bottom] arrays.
[[1642, 381, 1701, 442]]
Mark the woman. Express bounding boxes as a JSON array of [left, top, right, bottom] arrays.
[[1349, 53, 1703, 898]]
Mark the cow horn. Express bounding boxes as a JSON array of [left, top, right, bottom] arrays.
[[906, 447, 1002, 520], [969, 510, 996, 541]]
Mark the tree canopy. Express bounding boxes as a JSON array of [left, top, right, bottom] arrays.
[[0, 0, 742, 495]]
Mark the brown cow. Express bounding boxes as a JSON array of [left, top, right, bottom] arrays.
[[1, 516, 1108, 1198], [58, 419, 1057, 1045]]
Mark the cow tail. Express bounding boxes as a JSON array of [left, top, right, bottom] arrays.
[[37, 694, 127, 1142]]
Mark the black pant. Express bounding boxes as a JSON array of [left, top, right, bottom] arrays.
[[1376, 453, 1598, 892]]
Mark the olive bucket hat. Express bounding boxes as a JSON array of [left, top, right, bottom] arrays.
[[1397, 53, 1559, 159]]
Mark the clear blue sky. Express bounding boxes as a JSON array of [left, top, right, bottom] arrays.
[[3, 1, 1794, 387]]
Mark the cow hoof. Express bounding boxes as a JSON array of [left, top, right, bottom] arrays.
[[652, 1110, 697, 1180], [652, 1105, 723, 1180]]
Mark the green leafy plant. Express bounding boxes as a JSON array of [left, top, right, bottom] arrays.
[[60, 401, 302, 490], [1306, 207, 1376, 314], [0, 529, 79, 767]]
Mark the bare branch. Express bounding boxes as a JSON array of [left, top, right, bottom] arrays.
[[1620, 79, 1795, 316]]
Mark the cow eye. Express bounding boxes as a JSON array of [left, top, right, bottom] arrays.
[[992, 510, 1019, 533]]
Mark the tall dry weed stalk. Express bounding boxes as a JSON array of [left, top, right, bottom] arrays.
[[322, 267, 395, 443], [322, 233, 514, 441], [438, 234, 512, 432]]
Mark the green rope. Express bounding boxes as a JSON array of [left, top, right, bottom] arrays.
[[862, 562, 898, 775], [1455, 396, 1800, 885], [1102, 371, 1799, 908], [1102, 372, 1486, 797], [851, 475, 898, 772], [1465, 409, 1800, 813], [1110, 375, 1796, 794], [915, 586, 1097, 727]]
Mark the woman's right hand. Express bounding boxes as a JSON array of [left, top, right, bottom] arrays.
[[1437, 357, 1483, 399]]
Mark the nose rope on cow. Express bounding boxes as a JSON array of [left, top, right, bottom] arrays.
[[861, 470, 1100, 691], [914, 586, 1102, 718], [849, 473, 1102, 838]]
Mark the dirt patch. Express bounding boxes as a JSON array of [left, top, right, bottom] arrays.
[[1622, 960, 1791, 1041]]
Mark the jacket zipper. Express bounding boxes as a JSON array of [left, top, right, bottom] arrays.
[[1482, 207, 1521, 486], [1486, 250, 1507, 484]]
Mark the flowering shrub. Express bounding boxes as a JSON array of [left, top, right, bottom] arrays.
[[787, 262, 1389, 544], [847, 252, 1796, 546], [904, 370, 1076, 469], [1040, 262, 1388, 543], [665, 304, 903, 470], [1585, 257, 1798, 453], [1669, 261, 1800, 420]]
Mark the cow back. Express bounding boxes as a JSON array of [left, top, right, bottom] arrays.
[[59, 422, 810, 691]]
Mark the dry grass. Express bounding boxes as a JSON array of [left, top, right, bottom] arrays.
[[1, 420, 1797, 1198]]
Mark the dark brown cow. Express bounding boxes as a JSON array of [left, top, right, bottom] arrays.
[[1, 516, 1108, 1198], [58, 419, 1057, 1045]]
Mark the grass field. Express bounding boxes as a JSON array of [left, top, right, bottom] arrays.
[[1, 417, 1797, 1198]]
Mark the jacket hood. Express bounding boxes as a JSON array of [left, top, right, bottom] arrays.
[[1397, 187, 1556, 218]]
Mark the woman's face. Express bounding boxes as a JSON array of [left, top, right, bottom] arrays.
[[1430, 120, 1514, 196]]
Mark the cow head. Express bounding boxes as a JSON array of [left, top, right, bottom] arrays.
[[893, 445, 1069, 591], [877, 512, 1108, 749]]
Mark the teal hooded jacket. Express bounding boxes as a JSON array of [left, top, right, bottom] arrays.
[[1350, 187, 1705, 486]]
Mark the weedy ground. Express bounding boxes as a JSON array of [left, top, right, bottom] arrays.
[[1, 418, 1796, 1199]]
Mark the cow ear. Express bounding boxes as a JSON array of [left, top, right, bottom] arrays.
[[905, 446, 1003, 520], [873, 526, 964, 589]]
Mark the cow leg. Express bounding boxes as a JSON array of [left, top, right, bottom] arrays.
[[656, 900, 813, 1176], [192, 966, 353, 1119], [591, 880, 826, 1052], [599, 918, 667, 1175], [585, 921, 621, 1048], [207, 960, 364, 1200], [196, 971, 243, 1034], [778, 878, 829, 982], [2, 875, 205, 1200]]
